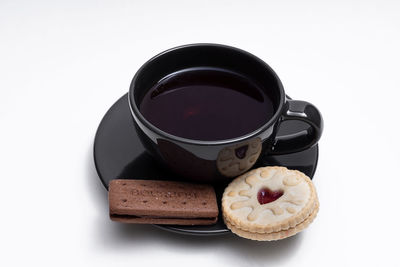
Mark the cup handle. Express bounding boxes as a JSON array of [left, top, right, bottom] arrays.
[[269, 99, 323, 155]]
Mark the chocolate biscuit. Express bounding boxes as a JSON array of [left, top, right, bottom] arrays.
[[109, 179, 218, 225]]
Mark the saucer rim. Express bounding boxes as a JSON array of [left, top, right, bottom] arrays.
[[93, 93, 319, 236]]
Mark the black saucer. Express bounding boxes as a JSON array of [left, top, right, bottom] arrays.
[[93, 93, 319, 235]]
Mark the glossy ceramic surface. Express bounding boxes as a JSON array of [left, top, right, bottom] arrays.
[[93, 94, 319, 235], [128, 44, 323, 183]]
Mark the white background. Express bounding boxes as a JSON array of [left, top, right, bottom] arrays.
[[1, 0, 399, 266]]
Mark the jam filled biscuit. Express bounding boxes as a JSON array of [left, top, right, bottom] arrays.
[[222, 166, 319, 241]]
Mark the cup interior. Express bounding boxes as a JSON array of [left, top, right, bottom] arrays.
[[130, 44, 283, 113]]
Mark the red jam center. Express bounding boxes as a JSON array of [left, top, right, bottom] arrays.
[[257, 188, 284, 204]]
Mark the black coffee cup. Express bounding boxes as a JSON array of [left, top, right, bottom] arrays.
[[128, 44, 323, 183]]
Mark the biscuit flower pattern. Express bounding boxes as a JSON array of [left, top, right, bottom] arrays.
[[224, 167, 312, 225]]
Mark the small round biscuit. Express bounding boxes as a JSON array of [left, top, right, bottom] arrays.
[[224, 200, 319, 241], [222, 166, 318, 240]]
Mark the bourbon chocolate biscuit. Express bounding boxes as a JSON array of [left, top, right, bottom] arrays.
[[109, 179, 218, 225]]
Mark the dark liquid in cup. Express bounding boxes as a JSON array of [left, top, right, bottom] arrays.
[[139, 67, 275, 141]]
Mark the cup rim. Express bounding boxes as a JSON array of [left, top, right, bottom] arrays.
[[128, 43, 285, 145]]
